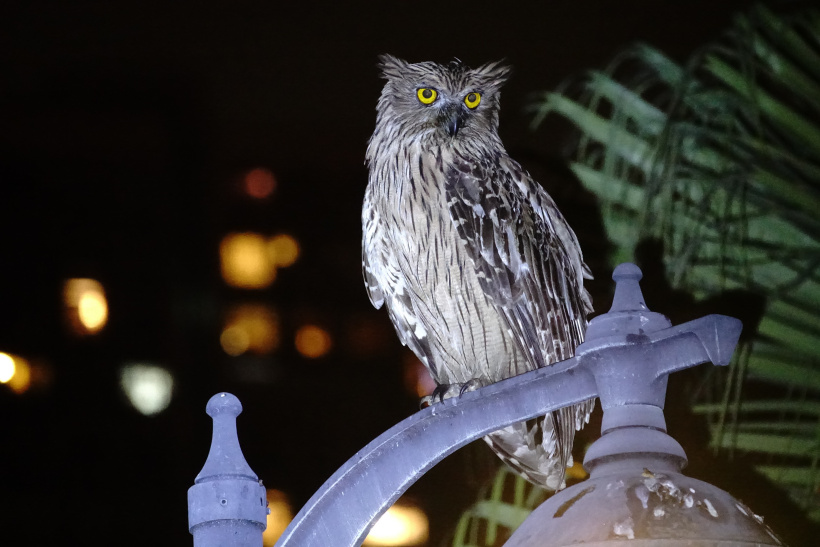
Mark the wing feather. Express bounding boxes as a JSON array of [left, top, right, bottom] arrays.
[[444, 153, 591, 369], [444, 152, 594, 480], [362, 195, 440, 375]]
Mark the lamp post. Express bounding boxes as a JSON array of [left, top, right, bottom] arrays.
[[504, 263, 781, 546], [188, 263, 782, 546]]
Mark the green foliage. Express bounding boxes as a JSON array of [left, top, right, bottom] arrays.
[[531, 2, 820, 522], [450, 466, 548, 547]]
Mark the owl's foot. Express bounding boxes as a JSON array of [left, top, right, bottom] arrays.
[[420, 384, 458, 408], [420, 378, 490, 408], [458, 377, 488, 396]]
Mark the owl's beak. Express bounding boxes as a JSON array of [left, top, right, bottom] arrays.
[[441, 104, 466, 137]]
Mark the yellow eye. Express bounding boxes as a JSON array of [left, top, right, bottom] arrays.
[[464, 92, 481, 109], [417, 88, 438, 105]]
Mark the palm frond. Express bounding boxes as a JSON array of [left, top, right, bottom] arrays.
[[532, 2, 820, 521], [450, 466, 549, 547]]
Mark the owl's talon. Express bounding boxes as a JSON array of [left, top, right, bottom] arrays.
[[421, 380, 488, 408], [459, 378, 487, 396], [433, 383, 458, 402], [420, 384, 456, 408]]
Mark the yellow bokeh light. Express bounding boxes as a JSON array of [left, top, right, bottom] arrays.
[[566, 460, 589, 481], [63, 278, 108, 334], [262, 489, 293, 546], [0, 352, 15, 383], [0, 352, 32, 394], [78, 291, 108, 331], [220, 304, 280, 356], [8, 358, 31, 394], [267, 234, 300, 268], [294, 324, 332, 359], [220, 233, 277, 289], [363, 502, 429, 546]]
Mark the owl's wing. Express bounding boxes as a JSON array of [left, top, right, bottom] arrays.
[[445, 153, 593, 470], [362, 198, 438, 372], [445, 153, 591, 369], [362, 211, 385, 309]]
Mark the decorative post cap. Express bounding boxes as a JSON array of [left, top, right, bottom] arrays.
[[609, 263, 646, 311], [583, 262, 672, 342], [188, 393, 267, 547], [195, 392, 258, 483], [573, 263, 740, 468]]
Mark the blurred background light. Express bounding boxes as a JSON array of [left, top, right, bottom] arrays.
[[220, 325, 250, 356], [402, 353, 436, 398], [9, 358, 32, 394], [220, 303, 280, 356], [267, 233, 300, 268], [566, 460, 589, 481], [0, 352, 33, 394], [262, 489, 293, 546], [0, 352, 14, 383], [363, 501, 429, 546], [63, 278, 108, 335], [294, 324, 332, 359], [243, 167, 277, 200], [220, 232, 277, 289], [120, 364, 174, 416], [345, 315, 391, 359]]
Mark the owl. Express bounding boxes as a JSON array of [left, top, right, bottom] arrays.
[[362, 55, 594, 490]]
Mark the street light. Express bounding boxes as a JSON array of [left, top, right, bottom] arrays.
[[188, 263, 782, 546], [504, 263, 781, 545]]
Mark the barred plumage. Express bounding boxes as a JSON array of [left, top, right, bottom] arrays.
[[362, 55, 594, 490]]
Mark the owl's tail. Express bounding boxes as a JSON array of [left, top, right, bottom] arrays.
[[483, 398, 595, 490]]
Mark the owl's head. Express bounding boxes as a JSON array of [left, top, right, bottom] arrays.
[[374, 54, 511, 144]]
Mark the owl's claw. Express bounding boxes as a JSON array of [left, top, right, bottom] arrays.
[[458, 378, 488, 396], [420, 384, 457, 408], [420, 378, 490, 408]]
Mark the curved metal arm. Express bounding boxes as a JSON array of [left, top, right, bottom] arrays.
[[275, 357, 597, 547], [272, 264, 743, 547]]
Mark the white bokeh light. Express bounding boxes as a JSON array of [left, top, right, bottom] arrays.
[[120, 364, 174, 416], [0, 352, 15, 383]]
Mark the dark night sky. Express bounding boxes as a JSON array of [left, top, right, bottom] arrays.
[[1, 2, 787, 546]]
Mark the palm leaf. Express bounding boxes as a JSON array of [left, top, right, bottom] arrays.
[[451, 466, 549, 547], [531, 2, 820, 522]]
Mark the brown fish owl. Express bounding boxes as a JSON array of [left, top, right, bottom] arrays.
[[362, 55, 594, 489]]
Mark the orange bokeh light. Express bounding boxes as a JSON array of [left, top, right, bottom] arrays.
[[220, 303, 280, 356], [294, 324, 332, 359], [262, 489, 293, 546], [402, 353, 436, 398], [244, 168, 276, 199], [63, 278, 108, 335]]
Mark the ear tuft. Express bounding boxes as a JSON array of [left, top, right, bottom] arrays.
[[475, 60, 512, 86], [377, 54, 409, 80]]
